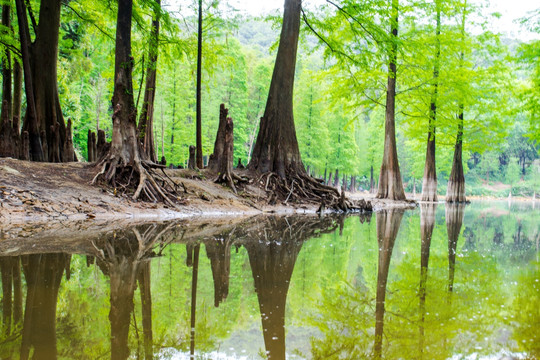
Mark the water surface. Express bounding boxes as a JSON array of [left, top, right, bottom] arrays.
[[0, 201, 538, 359]]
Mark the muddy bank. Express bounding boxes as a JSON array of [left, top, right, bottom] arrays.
[[0, 158, 415, 225]]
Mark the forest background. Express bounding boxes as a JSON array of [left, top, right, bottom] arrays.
[[1, 0, 538, 197]]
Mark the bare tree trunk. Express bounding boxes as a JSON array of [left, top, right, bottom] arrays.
[[208, 104, 229, 172], [188, 145, 196, 170], [138, 0, 161, 163], [421, 0, 441, 202], [14, 0, 42, 161], [376, 0, 405, 201], [195, 0, 203, 169], [13, 61, 22, 127], [1, 4, 12, 125], [446, 3, 467, 203], [214, 117, 237, 193], [248, 0, 304, 177]]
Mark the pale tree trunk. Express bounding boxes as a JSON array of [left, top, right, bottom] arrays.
[[138, 0, 160, 163], [376, 0, 405, 201], [421, 0, 441, 202], [248, 0, 304, 177]]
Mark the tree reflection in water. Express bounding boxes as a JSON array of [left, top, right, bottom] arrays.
[[445, 203, 465, 294], [374, 210, 404, 359]]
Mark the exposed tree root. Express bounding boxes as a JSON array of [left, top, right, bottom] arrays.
[[92, 157, 181, 207], [255, 169, 372, 213], [215, 170, 249, 195]]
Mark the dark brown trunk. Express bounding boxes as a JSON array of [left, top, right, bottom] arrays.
[[14, 0, 42, 161], [1, 4, 12, 125], [138, 0, 161, 163], [208, 104, 229, 172], [195, 0, 203, 169], [20, 130, 29, 160], [327, 171, 333, 187], [1, 258, 13, 334], [333, 169, 339, 188], [214, 117, 236, 193], [62, 118, 75, 162], [13, 61, 22, 127], [421, 1, 441, 202], [87, 130, 94, 162], [32, 0, 72, 162], [188, 145, 196, 170], [376, 0, 405, 201], [248, 0, 304, 178], [370, 165, 375, 193], [374, 210, 403, 358]]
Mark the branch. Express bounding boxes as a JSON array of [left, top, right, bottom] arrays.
[[325, 0, 380, 44], [24, 0, 37, 34], [63, 3, 114, 41], [0, 40, 22, 58], [301, 8, 358, 65]]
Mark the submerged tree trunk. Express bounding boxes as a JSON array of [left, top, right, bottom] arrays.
[[138, 0, 161, 163], [376, 0, 405, 201], [248, 0, 304, 177], [421, 0, 441, 202]]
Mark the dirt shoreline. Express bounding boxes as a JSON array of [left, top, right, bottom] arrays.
[[2, 158, 532, 226]]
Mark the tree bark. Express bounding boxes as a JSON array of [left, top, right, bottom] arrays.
[[214, 117, 237, 193], [446, 3, 467, 203], [138, 0, 161, 163], [14, 0, 43, 161], [208, 104, 229, 172], [248, 0, 304, 178], [195, 0, 203, 169], [421, 0, 441, 202], [376, 0, 405, 201], [1, 4, 12, 126], [12, 61, 22, 128]]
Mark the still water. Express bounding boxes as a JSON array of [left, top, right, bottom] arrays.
[[0, 201, 538, 359]]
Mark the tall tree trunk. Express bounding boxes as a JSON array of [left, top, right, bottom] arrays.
[[14, 0, 43, 161], [1, 4, 12, 125], [421, 0, 441, 202], [376, 0, 405, 201], [195, 0, 203, 169], [138, 0, 161, 163], [446, 2, 467, 203], [248, 0, 304, 177], [374, 210, 403, 358], [31, 0, 71, 162], [12, 60, 22, 130]]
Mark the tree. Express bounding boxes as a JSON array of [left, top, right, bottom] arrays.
[[376, 0, 406, 200], [15, 0, 75, 162], [196, 0, 203, 168], [248, 0, 304, 177], [138, 0, 162, 163], [421, 0, 441, 202], [92, 0, 176, 205]]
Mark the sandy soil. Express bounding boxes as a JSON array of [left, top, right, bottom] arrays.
[[0, 158, 326, 224]]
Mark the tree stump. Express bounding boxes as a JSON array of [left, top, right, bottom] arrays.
[[188, 145, 196, 170], [96, 129, 107, 160], [208, 104, 228, 172], [236, 158, 245, 169], [160, 156, 166, 166], [215, 117, 236, 193], [63, 118, 75, 162], [87, 130, 94, 162]]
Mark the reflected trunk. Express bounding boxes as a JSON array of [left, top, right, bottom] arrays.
[[419, 204, 437, 357], [374, 210, 403, 358], [446, 203, 465, 293], [138, 262, 153, 360], [204, 235, 232, 307], [20, 253, 70, 360], [189, 243, 200, 359]]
